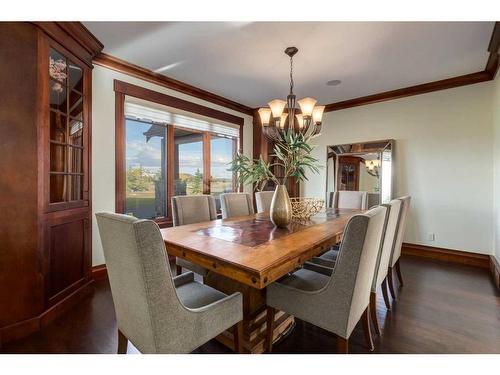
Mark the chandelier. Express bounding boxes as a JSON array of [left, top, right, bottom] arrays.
[[258, 47, 325, 142]]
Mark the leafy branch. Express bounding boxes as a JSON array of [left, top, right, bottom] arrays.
[[228, 130, 321, 191]]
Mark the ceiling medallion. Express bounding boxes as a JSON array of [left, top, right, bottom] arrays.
[[258, 47, 325, 142]]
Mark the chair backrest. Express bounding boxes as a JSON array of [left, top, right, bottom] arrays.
[[255, 191, 274, 213], [220, 192, 255, 219], [390, 195, 411, 267], [373, 199, 402, 290], [330, 190, 368, 210], [171, 195, 217, 226], [367, 192, 380, 208], [326, 205, 388, 337], [95, 212, 186, 353]]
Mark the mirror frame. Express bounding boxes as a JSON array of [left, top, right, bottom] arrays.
[[325, 139, 395, 206]]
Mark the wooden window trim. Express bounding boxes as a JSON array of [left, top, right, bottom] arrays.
[[114, 80, 244, 226]]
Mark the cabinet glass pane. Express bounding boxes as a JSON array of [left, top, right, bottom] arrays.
[[68, 175, 83, 201], [50, 174, 66, 203], [69, 90, 83, 115], [174, 128, 203, 196], [50, 111, 67, 142], [49, 49, 67, 84], [210, 135, 236, 212], [68, 146, 83, 174], [50, 144, 66, 173], [49, 80, 67, 113], [69, 61, 83, 93], [125, 118, 167, 219], [69, 120, 83, 146]]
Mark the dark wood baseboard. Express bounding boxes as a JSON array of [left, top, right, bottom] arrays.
[[91, 264, 108, 281], [0, 280, 94, 346], [402, 243, 490, 269], [489, 255, 500, 291]]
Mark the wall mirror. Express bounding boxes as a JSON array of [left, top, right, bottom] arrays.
[[326, 139, 394, 207]]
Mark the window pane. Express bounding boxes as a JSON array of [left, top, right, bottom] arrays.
[[125, 118, 167, 219], [68, 175, 83, 201], [50, 174, 66, 203], [68, 61, 83, 93], [49, 49, 67, 84], [210, 135, 236, 212], [50, 111, 67, 142], [174, 128, 203, 196], [49, 79, 67, 113], [68, 146, 83, 174], [50, 144, 66, 173]]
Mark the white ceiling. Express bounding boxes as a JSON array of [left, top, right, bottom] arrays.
[[84, 22, 494, 108]]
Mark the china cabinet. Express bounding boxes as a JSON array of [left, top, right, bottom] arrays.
[[0, 22, 102, 346]]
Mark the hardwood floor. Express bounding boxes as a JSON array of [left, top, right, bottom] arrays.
[[1, 256, 499, 354]]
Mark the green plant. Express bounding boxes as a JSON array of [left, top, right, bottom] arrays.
[[229, 130, 321, 191]]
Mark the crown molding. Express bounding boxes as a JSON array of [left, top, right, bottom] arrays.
[[94, 52, 253, 116]]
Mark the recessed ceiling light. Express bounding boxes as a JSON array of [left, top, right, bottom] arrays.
[[326, 79, 341, 86]]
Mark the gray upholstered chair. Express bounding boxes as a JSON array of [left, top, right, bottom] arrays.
[[367, 192, 381, 208], [266, 205, 389, 353], [387, 196, 411, 300], [95, 212, 243, 354], [254, 191, 274, 213], [330, 190, 369, 210], [220, 192, 254, 219], [303, 199, 403, 335], [171, 195, 217, 278]]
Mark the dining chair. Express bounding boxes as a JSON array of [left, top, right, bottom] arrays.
[[254, 191, 274, 213], [220, 192, 255, 219], [330, 190, 369, 210], [95, 212, 243, 354], [266, 205, 389, 353], [387, 195, 411, 300], [304, 199, 403, 334], [171, 195, 217, 278]]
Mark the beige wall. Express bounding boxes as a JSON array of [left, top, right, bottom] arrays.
[[91, 65, 253, 266], [493, 74, 500, 262], [303, 81, 494, 254]]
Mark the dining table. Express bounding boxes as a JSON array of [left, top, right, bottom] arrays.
[[160, 208, 358, 354]]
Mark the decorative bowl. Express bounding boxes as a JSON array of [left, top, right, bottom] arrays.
[[289, 198, 325, 221]]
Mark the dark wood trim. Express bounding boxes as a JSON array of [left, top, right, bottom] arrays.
[[486, 22, 500, 79], [324, 71, 491, 112], [115, 92, 126, 213], [0, 281, 93, 346], [489, 255, 500, 291], [33, 22, 103, 67], [95, 53, 253, 116], [402, 242, 490, 269], [91, 264, 108, 281], [114, 80, 244, 127]]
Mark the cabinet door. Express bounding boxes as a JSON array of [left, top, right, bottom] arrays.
[[44, 40, 90, 212], [44, 211, 90, 306]]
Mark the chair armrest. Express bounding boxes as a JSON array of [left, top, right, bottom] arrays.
[[303, 262, 333, 277], [173, 271, 195, 287]]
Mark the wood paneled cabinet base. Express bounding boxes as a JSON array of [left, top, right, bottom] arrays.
[[0, 22, 102, 346]]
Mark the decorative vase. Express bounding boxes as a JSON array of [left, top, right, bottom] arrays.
[[270, 185, 292, 228]]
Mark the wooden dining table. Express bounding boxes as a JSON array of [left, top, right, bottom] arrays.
[[160, 208, 358, 354]]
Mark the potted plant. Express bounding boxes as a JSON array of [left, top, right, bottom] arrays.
[[229, 131, 321, 227]]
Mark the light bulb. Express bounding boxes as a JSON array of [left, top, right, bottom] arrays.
[[297, 97, 317, 117], [268, 99, 287, 119], [258, 108, 271, 126]]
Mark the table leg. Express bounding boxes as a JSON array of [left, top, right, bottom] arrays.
[[205, 271, 294, 354]]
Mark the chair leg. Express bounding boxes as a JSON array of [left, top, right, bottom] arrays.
[[176, 265, 182, 276], [117, 329, 128, 354], [233, 321, 244, 354], [337, 337, 348, 354], [395, 259, 404, 286], [265, 306, 275, 353], [362, 307, 374, 351], [381, 278, 391, 310], [387, 267, 397, 300], [369, 292, 381, 335]]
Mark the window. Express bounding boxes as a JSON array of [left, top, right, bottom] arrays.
[[119, 95, 242, 223], [125, 119, 167, 219], [210, 135, 237, 212]]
